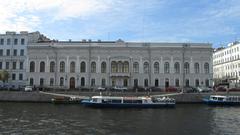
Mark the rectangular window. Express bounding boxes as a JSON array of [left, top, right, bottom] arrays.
[[0, 39, 4, 45], [0, 62, 2, 69], [20, 49, 24, 56], [6, 49, 10, 56], [6, 62, 9, 69], [0, 49, 3, 56], [14, 39, 18, 45], [13, 49, 17, 56], [12, 62, 16, 69], [21, 38, 25, 45], [7, 38, 10, 45], [12, 74, 16, 80], [91, 79, 95, 86], [19, 74, 23, 80], [20, 62, 23, 69]]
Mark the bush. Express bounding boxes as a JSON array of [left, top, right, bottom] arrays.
[[165, 86, 178, 92]]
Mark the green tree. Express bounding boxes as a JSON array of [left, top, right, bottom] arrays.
[[0, 70, 9, 83]]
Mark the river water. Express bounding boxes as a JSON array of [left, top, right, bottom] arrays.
[[0, 103, 240, 135]]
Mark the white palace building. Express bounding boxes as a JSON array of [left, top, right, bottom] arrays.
[[26, 39, 213, 90]]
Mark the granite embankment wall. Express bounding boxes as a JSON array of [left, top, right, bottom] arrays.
[[0, 91, 240, 103]]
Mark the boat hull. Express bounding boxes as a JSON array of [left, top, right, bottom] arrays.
[[81, 100, 175, 108], [203, 98, 240, 106]]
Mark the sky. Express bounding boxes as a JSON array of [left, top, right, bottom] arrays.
[[0, 0, 240, 48]]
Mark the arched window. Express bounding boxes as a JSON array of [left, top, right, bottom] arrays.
[[133, 62, 139, 73], [184, 62, 190, 74], [165, 78, 169, 88], [70, 61, 75, 73], [154, 62, 159, 73], [205, 79, 209, 87], [40, 61, 45, 72], [80, 61, 86, 73], [91, 62, 96, 73], [204, 63, 209, 74], [164, 62, 170, 73], [194, 63, 199, 74], [174, 62, 180, 73], [111, 61, 117, 73], [30, 61, 35, 72], [175, 79, 179, 87], [50, 61, 55, 72], [60, 77, 64, 86], [144, 62, 149, 73], [123, 61, 129, 73], [60, 61, 65, 72], [195, 79, 199, 87], [101, 62, 107, 73]]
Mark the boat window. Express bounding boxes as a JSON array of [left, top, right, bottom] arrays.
[[92, 98, 98, 102], [218, 97, 224, 101], [111, 100, 122, 103], [132, 100, 142, 104], [123, 100, 133, 103]]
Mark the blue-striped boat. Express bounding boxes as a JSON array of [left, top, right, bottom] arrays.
[[203, 95, 240, 105], [81, 96, 175, 108]]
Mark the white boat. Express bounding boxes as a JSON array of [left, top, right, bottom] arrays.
[[203, 95, 240, 105], [81, 96, 175, 108]]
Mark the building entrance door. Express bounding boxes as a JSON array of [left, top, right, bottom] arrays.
[[69, 77, 75, 89]]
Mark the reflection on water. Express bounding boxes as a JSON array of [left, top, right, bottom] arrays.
[[0, 103, 240, 135]]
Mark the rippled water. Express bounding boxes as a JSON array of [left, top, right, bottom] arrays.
[[0, 103, 240, 135]]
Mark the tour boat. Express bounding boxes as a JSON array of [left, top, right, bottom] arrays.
[[51, 96, 82, 104], [203, 95, 240, 105], [81, 96, 175, 108]]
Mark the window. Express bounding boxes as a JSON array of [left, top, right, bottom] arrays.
[[101, 78, 106, 87], [0, 62, 2, 69], [164, 62, 170, 73], [30, 61, 35, 72], [30, 78, 34, 86], [0, 39, 4, 45], [7, 38, 10, 45], [175, 79, 179, 87], [184, 62, 190, 74], [12, 62, 16, 69], [50, 61, 55, 72], [81, 77, 85, 86], [19, 74, 23, 80], [111, 61, 117, 73], [91, 62, 96, 73], [123, 61, 129, 73], [143, 62, 149, 73], [60, 61, 65, 72], [6, 62, 9, 69], [50, 78, 54, 86], [194, 63, 199, 74], [21, 38, 25, 45], [174, 62, 180, 73], [101, 62, 107, 73], [40, 61, 45, 72], [124, 79, 128, 87], [13, 49, 17, 56], [185, 79, 189, 87], [165, 78, 169, 88], [70, 61, 75, 73], [20, 49, 24, 56], [14, 39, 18, 45], [0, 49, 3, 56], [12, 74, 16, 80], [134, 79, 138, 87], [205, 79, 209, 87], [91, 78, 95, 86], [6, 49, 10, 56], [60, 77, 64, 86], [133, 62, 139, 73], [204, 63, 209, 74], [80, 62, 86, 73], [144, 79, 148, 87], [40, 78, 44, 86], [154, 62, 159, 73]]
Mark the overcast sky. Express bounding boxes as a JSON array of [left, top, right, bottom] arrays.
[[0, 0, 240, 48]]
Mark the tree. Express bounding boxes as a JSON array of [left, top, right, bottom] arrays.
[[0, 70, 9, 83]]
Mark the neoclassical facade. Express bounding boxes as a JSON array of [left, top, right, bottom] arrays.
[[27, 40, 213, 89]]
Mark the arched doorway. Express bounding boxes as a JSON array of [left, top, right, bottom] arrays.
[[69, 77, 75, 89]]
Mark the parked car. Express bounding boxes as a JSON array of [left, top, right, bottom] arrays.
[[97, 87, 106, 91], [24, 86, 33, 92], [197, 87, 213, 93], [165, 86, 178, 92], [185, 87, 199, 93], [216, 86, 227, 92], [228, 88, 240, 92]]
